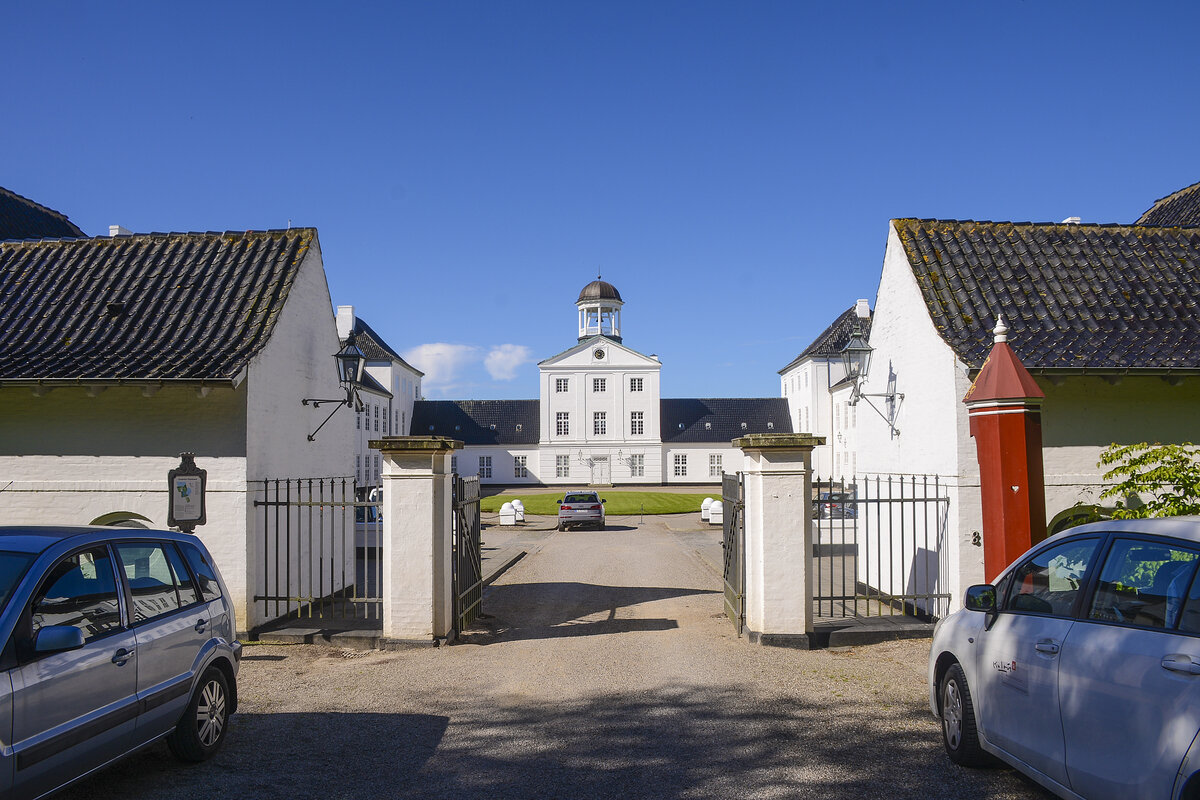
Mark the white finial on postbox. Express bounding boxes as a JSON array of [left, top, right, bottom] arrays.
[[993, 316, 1009, 344]]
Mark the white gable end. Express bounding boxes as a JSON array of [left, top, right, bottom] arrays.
[[539, 336, 662, 371]]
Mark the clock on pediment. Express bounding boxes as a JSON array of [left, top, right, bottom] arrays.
[[593, 348, 606, 360]]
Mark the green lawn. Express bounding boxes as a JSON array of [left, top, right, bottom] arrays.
[[481, 490, 718, 516]]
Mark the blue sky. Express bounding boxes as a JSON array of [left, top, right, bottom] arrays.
[[5, 2, 1200, 399]]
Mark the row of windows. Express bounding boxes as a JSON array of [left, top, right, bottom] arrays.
[[355, 404, 405, 435], [356, 454, 382, 485], [554, 377, 645, 393], [554, 411, 648, 437], [449, 452, 722, 479]]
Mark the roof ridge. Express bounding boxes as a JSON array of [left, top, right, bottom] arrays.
[[0, 227, 316, 249], [0, 186, 78, 225]]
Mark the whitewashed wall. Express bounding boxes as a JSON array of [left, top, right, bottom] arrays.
[[455, 446, 542, 484], [857, 224, 981, 610], [244, 240, 354, 631], [663, 443, 740, 485]]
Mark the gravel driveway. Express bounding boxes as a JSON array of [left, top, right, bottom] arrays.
[[57, 518, 1051, 799]]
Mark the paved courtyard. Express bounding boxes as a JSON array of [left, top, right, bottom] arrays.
[[58, 517, 1050, 799]]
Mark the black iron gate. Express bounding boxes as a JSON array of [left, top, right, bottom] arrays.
[[722, 472, 745, 635], [812, 473, 951, 620], [254, 478, 383, 624], [452, 474, 482, 634]]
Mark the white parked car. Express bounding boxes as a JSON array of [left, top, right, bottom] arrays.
[[929, 519, 1200, 800]]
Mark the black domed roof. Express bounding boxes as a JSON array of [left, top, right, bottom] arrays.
[[577, 279, 622, 303]]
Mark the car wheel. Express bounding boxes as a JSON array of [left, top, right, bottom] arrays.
[[168, 666, 231, 762], [940, 663, 989, 766], [557, 522, 566, 531]]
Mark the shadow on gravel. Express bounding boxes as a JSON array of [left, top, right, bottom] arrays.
[[51, 684, 1052, 800], [52, 712, 450, 800], [462, 582, 719, 644]]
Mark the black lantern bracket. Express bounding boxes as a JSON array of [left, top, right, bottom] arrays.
[[302, 333, 367, 441], [840, 322, 903, 438]]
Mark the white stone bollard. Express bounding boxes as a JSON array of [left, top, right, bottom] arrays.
[[511, 499, 525, 522], [709, 500, 723, 525], [701, 497, 714, 522], [499, 501, 517, 526]]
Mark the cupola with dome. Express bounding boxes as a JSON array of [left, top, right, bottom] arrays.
[[576, 276, 623, 342]]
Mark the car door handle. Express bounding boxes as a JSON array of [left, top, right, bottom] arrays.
[[1034, 640, 1060, 654], [1161, 655, 1200, 675], [112, 647, 135, 665], [194, 618, 208, 634]]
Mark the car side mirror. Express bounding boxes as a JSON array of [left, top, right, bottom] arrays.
[[964, 584, 997, 612], [557, 500, 563, 505], [601, 499, 606, 504], [34, 625, 86, 654]]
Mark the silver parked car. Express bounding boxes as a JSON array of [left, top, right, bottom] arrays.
[[0, 526, 241, 799], [557, 492, 606, 531], [929, 519, 1200, 800]]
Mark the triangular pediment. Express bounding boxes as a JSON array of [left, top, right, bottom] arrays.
[[538, 336, 662, 369]]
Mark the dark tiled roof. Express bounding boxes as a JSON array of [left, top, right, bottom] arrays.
[[893, 219, 1200, 371], [344, 317, 423, 376], [0, 229, 316, 382], [411, 400, 540, 444], [778, 305, 872, 373], [660, 398, 793, 443], [0, 186, 85, 240], [357, 371, 391, 396], [1137, 181, 1200, 227]]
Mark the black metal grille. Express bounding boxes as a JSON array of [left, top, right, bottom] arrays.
[[722, 472, 745, 635], [253, 478, 382, 623], [812, 474, 952, 620], [452, 474, 483, 634]]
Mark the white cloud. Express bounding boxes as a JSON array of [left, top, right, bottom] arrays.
[[484, 344, 532, 381], [402, 343, 479, 393]]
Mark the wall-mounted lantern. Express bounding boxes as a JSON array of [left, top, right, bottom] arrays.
[[840, 323, 903, 438], [302, 332, 367, 441]]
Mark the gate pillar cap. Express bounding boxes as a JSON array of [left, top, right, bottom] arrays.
[[369, 435, 464, 452], [963, 318, 1044, 406], [733, 433, 824, 451]]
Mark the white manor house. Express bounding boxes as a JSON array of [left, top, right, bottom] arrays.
[[411, 279, 791, 485]]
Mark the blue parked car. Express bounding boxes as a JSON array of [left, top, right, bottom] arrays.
[[0, 526, 241, 799]]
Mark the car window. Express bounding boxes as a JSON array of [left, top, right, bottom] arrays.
[[31, 547, 122, 642], [164, 542, 201, 607], [1089, 539, 1200, 630], [180, 541, 222, 603], [0, 551, 35, 615], [115, 543, 185, 623], [564, 494, 597, 503], [1004, 537, 1101, 617]]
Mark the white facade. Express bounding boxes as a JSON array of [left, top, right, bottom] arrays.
[[336, 305, 423, 494], [537, 336, 664, 484]]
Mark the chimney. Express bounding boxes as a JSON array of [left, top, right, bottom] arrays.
[[1061, 217, 1081, 225], [854, 298, 871, 319], [336, 305, 355, 342], [109, 225, 133, 237]]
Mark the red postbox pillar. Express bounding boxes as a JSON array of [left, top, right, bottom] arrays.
[[963, 318, 1047, 582]]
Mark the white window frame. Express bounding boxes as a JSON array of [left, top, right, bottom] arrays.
[[593, 377, 606, 392], [630, 411, 644, 435], [594, 411, 606, 435], [556, 412, 570, 436], [630, 377, 643, 392], [514, 455, 527, 478], [674, 453, 687, 477], [555, 377, 569, 393], [556, 455, 570, 478], [709, 454, 722, 478], [630, 453, 644, 478], [479, 455, 492, 479]]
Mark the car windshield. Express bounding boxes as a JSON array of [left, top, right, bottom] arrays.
[[0, 551, 35, 613], [564, 494, 597, 503]]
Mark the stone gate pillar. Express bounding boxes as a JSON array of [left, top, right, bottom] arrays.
[[370, 435, 463, 645], [962, 318, 1047, 582], [734, 433, 824, 648]]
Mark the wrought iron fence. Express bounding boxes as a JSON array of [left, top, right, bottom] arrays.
[[721, 472, 745, 635], [812, 473, 952, 620], [452, 474, 483, 634], [253, 477, 383, 624]]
